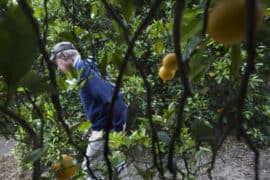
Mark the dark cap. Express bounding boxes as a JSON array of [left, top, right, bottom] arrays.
[[50, 41, 76, 61]]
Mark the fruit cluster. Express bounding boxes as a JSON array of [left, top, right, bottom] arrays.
[[51, 154, 76, 180], [159, 53, 178, 83]]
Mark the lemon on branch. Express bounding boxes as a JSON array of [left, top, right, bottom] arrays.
[[162, 53, 178, 71], [207, 0, 263, 45], [51, 154, 76, 180], [159, 66, 176, 83]]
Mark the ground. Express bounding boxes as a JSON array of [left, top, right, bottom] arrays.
[[198, 136, 270, 180], [0, 136, 269, 180]]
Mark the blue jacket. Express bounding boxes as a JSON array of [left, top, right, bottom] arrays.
[[74, 56, 127, 132]]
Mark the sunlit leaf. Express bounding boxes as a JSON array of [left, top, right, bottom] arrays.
[[154, 40, 164, 55], [57, 77, 68, 90], [112, 20, 125, 43], [77, 121, 91, 131], [71, 121, 91, 132], [74, 26, 87, 37]]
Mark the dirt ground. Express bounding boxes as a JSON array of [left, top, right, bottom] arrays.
[[198, 136, 270, 180], [0, 136, 269, 180], [0, 137, 31, 180]]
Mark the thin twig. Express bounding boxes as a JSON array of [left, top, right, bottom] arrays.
[[0, 106, 38, 142], [167, 1, 192, 178], [237, 1, 260, 179], [101, 0, 129, 42], [202, 0, 211, 37], [25, 91, 45, 143], [207, 125, 234, 180], [42, 0, 49, 45], [101, 0, 165, 176], [236, 0, 256, 141]]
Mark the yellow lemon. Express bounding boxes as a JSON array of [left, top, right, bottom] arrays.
[[159, 66, 176, 83], [209, 72, 216, 78], [207, 0, 263, 45], [162, 53, 178, 71], [51, 154, 76, 180], [215, 51, 221, 56]]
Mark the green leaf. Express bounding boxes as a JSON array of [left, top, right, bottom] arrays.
[[77, 121, 91, 131], [187, 39, 211, 81], [23, 145, 48, 163], [58, 31, 76, 42], [74, 26, 87, 37], [183, 9, 203, 20], [230, 44, 242, 77], [71, 121, 91, 132], [199, 146, 211, 152], [121, 1, 135, 21], [111, 52, 123, 68], [66, 66, 78, 80], [112, 20, 121, 35], [57, 77, 68, 90], [200, 87, 209, 95], [183, 36, 201, 60], [91, 2, 98, 18], [112, 20, 125, 43], [194, 149, 204, 160], [25, 0, 33, 9], [136, 117, 149, 122], [181, 19, 202, 46], [133, 164, 154, 180], [0, 4, 38, 92], [189, 55, 210, 81], [81, 34, 92, 41], [154, 40, 164, 55]]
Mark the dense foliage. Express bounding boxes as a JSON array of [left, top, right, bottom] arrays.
[[0, 0, 269, 179]]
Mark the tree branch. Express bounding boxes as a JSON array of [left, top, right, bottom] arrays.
[[202, 0, 211, 37], [168, 1, 192, 178], [101, 0, 165, 178], [0, 106, 38, 142], [103, 1, 163, 179], [236, 1, 260, 179], [101, 0, 130, 42]]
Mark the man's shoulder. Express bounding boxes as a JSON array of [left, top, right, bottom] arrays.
[[73, 58, 85, 70], [85, 56, 98, 65]]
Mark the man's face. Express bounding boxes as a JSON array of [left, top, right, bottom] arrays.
[[55, 54, 74, 73]]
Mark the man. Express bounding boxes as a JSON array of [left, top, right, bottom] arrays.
[[50, 41, 129, 179]]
